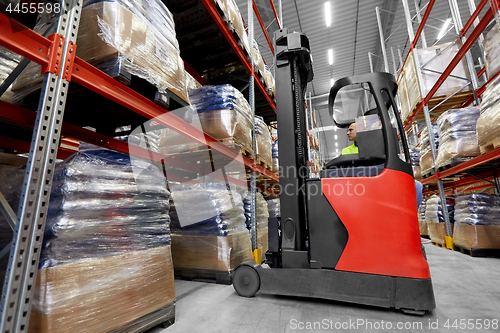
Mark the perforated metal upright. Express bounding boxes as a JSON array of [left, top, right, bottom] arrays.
[[247, 0, 257, 255], [0, 1, 83, 332]]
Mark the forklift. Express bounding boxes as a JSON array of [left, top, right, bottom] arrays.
[[232, 29, 435, 314]]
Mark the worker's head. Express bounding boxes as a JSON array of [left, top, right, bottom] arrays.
[[347, 123, 357, 141]]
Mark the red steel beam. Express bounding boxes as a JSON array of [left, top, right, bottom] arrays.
[[183, 60, 207, 86], [253, 0, 274, 55], [411, 0, 436, 49], [0, 13, 50, 65], [438, 147, 500, 179], [269, 0, 281, 29], [0, 135, 72, 160], [201, 0, 276, 112], [462, 0, 488, 36], [404, 7, 494, 131]]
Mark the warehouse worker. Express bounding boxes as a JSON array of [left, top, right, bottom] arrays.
[[342, 123, 358, 155], [341, 122, 423, 208]]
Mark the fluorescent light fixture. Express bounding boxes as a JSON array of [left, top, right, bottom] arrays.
[[334, 135, 337, 139], [328, 49, 333, 65], [437, 18, 452, 40], [325, 2, 331, 27], [335, 142, 338, 147], [330, 78, 335, 87], [334, 127, 337, 131]]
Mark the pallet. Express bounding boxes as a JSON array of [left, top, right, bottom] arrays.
[[436, 156, 475, 172], [479, 136, 500, 154], [421, 168, 434, 179], [174, 267, 233, 285], [421, 235, 430, 239], [403, 91, 472, 126], [453, 244, 500, 258], [431, 241, 447, 249], [108, 302, 175, 333]]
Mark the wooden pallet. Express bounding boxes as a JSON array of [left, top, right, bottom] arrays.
[[174, 267, 233, 285], [436, 156, 475, 172], [453, 244, 500, 258], [108, 302, 175, 333], [479, 135, 500, 154], [403, 91, 472, 126], [421, 168, 434, 179], [431, 241, 447, 249]]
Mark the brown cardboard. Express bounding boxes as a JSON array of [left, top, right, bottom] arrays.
[[427, 222, 453, 245], [257, 227, 268, 263], [453, 224, 500, 249], [171, 231, 253, 272], [29, 246, 175, 333]]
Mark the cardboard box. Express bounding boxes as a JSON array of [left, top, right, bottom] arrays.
[[257, 227, 268, 263], [453, 224, 500, 249], [427, 222, 453, 245], [170, 231, 253, 272], [29, 246, 175, 333]]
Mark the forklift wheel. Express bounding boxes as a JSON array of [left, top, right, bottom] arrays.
[[233, 265, 260, 297]]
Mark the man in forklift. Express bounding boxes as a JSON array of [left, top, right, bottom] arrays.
[[342, 122, 423, 208]]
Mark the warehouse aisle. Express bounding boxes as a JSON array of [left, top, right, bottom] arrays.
[[149, 242, 500, 333]]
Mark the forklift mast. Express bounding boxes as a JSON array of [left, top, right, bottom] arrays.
[[274, 29, 314, 259]]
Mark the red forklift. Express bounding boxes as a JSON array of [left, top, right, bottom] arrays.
[[233, 29, 435, 315]]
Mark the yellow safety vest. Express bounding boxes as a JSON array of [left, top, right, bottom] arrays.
[[341, 144, 359, 155]]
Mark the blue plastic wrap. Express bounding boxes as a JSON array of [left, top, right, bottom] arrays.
[[425, 196, 455, 224], [169, 182, 246, 236], [40, 144, 171, 268], [241, 191, 269, 230], [454, 193, 500, 225]]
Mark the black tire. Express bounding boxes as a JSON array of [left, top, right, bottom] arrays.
[[233, 265, 260, 297]]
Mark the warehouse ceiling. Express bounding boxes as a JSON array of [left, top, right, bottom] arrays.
[[235, 0, 490, 162]]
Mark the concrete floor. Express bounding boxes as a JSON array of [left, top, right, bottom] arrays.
[[150, 241, 500, 333]]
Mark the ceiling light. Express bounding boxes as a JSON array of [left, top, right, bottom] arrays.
[[325, 2, 331, 27], [328, 49, 334, 65], [437, 18, 452, 40], [335, 142, 338, 147], [334, 127, 337, 131], [330, 78, 335, 87], [334, 135, 337, 139]]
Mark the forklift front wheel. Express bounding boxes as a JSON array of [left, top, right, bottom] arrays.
[[233, 265, 260, 297]]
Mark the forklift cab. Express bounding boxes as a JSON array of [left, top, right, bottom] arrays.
[[323, 73, 411, 178]]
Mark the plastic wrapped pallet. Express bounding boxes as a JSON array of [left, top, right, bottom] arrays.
[[30, 145, 175, 333], [453, 193, 500, 249], [267, 198, 280, 218], [169, 182, 252, 280], [397, 42, 471, 123], [477, 76, 500, 148], [483, 26, 500, 78], [435, 107, 481, 168], [225, 0, 250, 54], [12, 0, 188, 104], [272, 139, 279, 174], [425, 196, 455, 245], [255, 116, 272, 167], [418, 197, 428, 236], [264, 65, 275, 96], [419, 124, 439, 174], [159, 84, 253, 155], [410, 147, 421, 180], [186, 70, 203, 92]]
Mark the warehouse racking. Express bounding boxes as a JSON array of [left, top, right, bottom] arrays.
[[0, 0, 281, 331], [375, 0, 500, 249]]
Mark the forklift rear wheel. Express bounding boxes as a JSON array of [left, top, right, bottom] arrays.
[[233, 265, 260, 297]]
